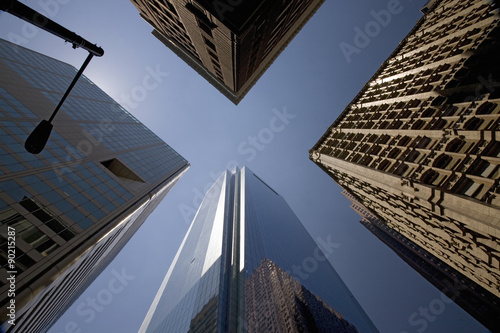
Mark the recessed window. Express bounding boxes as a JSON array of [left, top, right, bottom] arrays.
[[406, 150, 420, 163], [203, 37, 216, 51], [19, 197, 77, 241], [433, 154, 453, 169], [388, 148, 401, 159], [415, 136, 432, 149], [208, 50, 219, 61], [212, 59, 221, 69], [421, 108, 435, 118], [101, 158, 144, 182], [411, 120, 426, 130], [484, 141, 500, 157], [1, 208, 59, 256], [454, 178, 483, 198], [399, 136, 412, 146], [393, 163, 409, 176], [165, 1, 177, 16], [464, 117, 484, 130], [377, 160, 391, 171], [420, 169, 440, 185], [467, 159, 493, 177], [430, 119, 447, 130], [446, 138, 465, 153], [476, 102, 497, 115]]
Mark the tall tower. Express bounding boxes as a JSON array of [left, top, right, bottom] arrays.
[[140, 167, 378, 332], [342, 190, 500, 331], [130, 0, 325, 104], [0, 39, 189, 332], [309, 0, 500, 330]]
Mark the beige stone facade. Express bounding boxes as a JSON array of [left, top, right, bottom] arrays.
[[310, 0, 500, 311], [342, 190, 500, 330], [130, 0, 325, 104]]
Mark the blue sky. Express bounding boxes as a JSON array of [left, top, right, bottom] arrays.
[[0, 0, 490, 332]]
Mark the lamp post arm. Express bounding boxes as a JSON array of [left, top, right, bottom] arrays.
[[0, 0, 104, 57], [48, 52, 94, 123]]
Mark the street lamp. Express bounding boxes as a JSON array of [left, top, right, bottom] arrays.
[[0, 0, 104, 154]]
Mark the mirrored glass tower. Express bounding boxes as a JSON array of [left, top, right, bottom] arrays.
[[140, 167, 378, 332], [0, 38, 189, 332]]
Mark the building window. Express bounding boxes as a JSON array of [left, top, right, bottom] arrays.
[[463, 117, 484, 130], [197, 18, 214, 37], [203, 37, 216, 51], [389, 120, 403, 129], [484, 141, 500, 157], [378, 160, 391, 171], [446, 138, 465, 153], [453, 178, 482, 198], [421, 108, 436, 118], [359, 156, 373, 166], [0, 236, 36, 273], [414, 136, 432, 149], [406, 150, 420, 163], [411, 119, 426, 130], [388, 148, 401, 159], [1, 208, 59, 256], [359, 144, 370, 153], [399, 136, 412, 146], [377, 135, 390, 144], [476, 101, 498, 115], [19, 197, 77, 242], [369, 145, 382, 155], [208, 50, 219, 61], [165, 1, 177, 16], [441, 105, 458, 117], [430, 118, 448, 130], [400, 109, 412, 118], [433, 154, 453, 169], [101, 158, 144, 182], [420, 169, 440, 185], [467, 159, 493, 177], [393, 163, 409, 176], [186, 2, 215, 31], [212, 59, 221, 69]]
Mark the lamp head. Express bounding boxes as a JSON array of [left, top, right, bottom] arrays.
[[25, 119, 53, 154]]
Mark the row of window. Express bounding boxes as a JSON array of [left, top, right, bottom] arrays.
[[402, 1, 493, 54], [339, 114, 498, 132], [321, 131, 500, 199], [0, 199, 77, 276]]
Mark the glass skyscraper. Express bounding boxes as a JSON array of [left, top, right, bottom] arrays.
[[0, 38, 189, 332], [140, 167, 378, 332]]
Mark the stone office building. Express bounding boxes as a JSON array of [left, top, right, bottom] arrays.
[[130, 0, 325, 104], [310, 0, 500, 331]]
